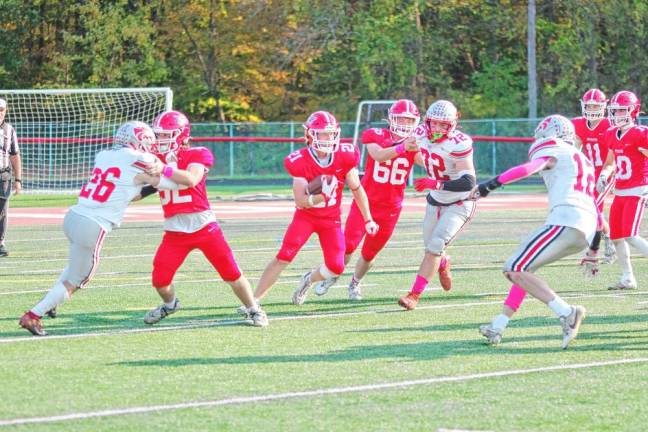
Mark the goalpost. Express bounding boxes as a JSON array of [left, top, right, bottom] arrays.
[[0, 88, 173, 194], [353, 100, 416, 186]]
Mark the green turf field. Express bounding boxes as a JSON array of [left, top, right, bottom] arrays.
[[1, 207, 647, 431]]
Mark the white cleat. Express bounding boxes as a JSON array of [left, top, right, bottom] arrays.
[[144, 298, 181, 325], [479, 324, 503, 345], [292, 271, 312, 306], [560, 305, 586, 349], [348, 279, 362, 301], [314, 276, 338, 296], [248, 307, 269, 327], [608, 278, 637, 290], [602, 234, 617, 264]]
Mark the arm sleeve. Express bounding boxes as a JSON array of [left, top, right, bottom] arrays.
[[441, 174, 476, 192], [140, 185, 158, 198], [498, 157, 552, 185]]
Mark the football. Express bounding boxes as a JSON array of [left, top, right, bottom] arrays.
[[307, 175, 324, 195]]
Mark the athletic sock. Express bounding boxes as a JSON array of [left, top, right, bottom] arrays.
[[492, 314, 510, 330], [31, 282, 70, 317], [164, 296, 177, 309], [548, 297, 572, 318], [410, 275, 428, 296]]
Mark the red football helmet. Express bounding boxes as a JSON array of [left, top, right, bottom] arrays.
[[388, 99, 420, 138], [151, 110, 191, 154], [607, 90, 641, 128], [303, 111, 340, 154], [425, 100, 459, 141], [114, 121, 156, 153], [581, 88, 607, 122]]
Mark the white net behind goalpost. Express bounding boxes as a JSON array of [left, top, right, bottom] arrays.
[[0, 88, 173, 194]]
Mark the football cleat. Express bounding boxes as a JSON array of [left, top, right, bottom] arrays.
[[248, 307, 269, 327], [143, 297, 181, 324], [348, 279, 362, 301], [438, 255, 452, 291], [314, 276, 338, 296], [560, 305, 586, 349], [292, 271, 313, 306], [479, 324, 503, 345], [398, 293, 420, 310], [608, 278, 637, 290], [45, 307, 58, 319], [0, 245, 8, 257], [19, 312, 47, 336]]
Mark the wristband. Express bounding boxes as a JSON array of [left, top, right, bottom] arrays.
[[394, 143, 406, 155], [307, 194, 315, 207], [162, 165, 174, 178]]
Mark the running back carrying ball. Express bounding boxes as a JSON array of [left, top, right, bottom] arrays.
[[307, 175, 334, 195]]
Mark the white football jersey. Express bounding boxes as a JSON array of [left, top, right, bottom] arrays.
[[528, 137, 598, 241], [70, 147, 155, 232], [415, 125, 475, 203]]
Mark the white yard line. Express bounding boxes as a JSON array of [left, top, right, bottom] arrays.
[[0, 357, 646, 426]]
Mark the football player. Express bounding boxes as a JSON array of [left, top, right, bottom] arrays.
[[398, 100, 477, 310], [312, 99, 421, 301], [572, 88, 616, 263], [597, 90, 648, 290], [142, 111, 268, 327], [19, 121, 161, 336], [246, 111, 378, 308], [477, 115, 594, 349]]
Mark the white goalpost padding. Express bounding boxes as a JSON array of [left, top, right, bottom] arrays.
[[0, 88, 173, 194]]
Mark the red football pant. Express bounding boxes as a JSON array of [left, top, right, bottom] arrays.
[[152, 222, 242, 287], [344, 201, 401, 261], [276, 211, 345, 274], [609, 195, 647, 240]]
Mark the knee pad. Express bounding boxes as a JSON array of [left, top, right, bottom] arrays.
[[320, 263, 341, 279], [152, 268, 173, 289], [425, 237, 445, 256]]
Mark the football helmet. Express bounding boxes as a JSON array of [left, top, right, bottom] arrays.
[[388, 99, 420, 138], [607, 90, 641, 128], [425, 100, 458, 141], [151, 110, 191, 154], [114, 121, 156, 152], [303, 111, 340, 154], [534, 114, 576, 143], [581, 88, 607, 122]]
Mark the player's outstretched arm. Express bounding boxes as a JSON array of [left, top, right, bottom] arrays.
[[366, 136, 418, 163], [159, 164, 205, 188], [477, 156, 554, 198]]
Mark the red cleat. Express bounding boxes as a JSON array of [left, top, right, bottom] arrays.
[[19, 312, 47, 336], [438, 255, 452, 291], [398, 293, 420, 310]]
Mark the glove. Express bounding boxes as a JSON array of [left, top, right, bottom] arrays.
[[414, 178, 442, 192], [596, 174, 608, 194], [321, 176, 338, 200], [476, 177, 502, 198], [580, 253, 600, 279], [365, 220, 379, 236]]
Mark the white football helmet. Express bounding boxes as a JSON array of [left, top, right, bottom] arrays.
[[534, 114, 575, 143], [425, 100, 458, 140], [114, 121, 156, 153]]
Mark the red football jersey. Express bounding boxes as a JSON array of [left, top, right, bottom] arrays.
[[284, 143, 360, 219], [603, 125, 648, 190], [158, 147, 214, 218], [572, 117, 611, 177], [360, 128, 417, 208]]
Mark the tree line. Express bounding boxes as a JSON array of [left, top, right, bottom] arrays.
[[1, 0, 646, 122]]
